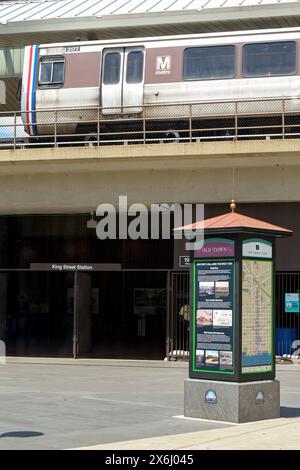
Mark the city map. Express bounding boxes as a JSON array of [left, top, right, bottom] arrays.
[[242, 259, 273, 373]]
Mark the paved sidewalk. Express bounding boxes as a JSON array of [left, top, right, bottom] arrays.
[[0, 358, 299, 449], [72, 416, 300, 450], [6, 356, 186, 368]]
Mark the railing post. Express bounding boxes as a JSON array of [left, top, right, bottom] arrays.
[[13, 113, 16, 149], [235, 101, 238, 140], [166, 270, 171, 361], [282, 99, 285, 140], [189, 104, 192, 143], [143, 106, 146, 145], [54, 110, 57, 148], [97, 107, 100, 146]]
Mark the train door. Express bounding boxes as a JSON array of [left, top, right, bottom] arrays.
[[101, 47, 144, 115]]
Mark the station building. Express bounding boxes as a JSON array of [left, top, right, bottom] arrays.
[[0, 0, 300, 360]]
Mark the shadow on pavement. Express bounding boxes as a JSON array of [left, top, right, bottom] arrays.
[[0, 431, 44, 438], [280, 406, 300, 418]]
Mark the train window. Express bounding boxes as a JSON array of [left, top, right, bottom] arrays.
[[103, 52, 121, 85], [53, 61, 64, 83], [39, 62, 52, 83], [39, 57, 65, 86], [243, 42, 296, 77], [126, 51, 144, 84], [183, 45, 235, 80]]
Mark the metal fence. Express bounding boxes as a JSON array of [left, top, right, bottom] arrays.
[[2, 97, 300, 149], [167, 271, 300, 361], [167, 271, 190, 360], [276, 272, 300, 358]]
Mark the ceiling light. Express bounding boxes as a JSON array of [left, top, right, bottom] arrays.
[[87, 212, 97, 229]]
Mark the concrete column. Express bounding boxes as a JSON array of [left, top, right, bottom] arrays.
[[0, 273, 7, 341], [76, 272, 92, 357]]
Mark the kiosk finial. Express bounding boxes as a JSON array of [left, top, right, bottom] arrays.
[[230, 199, 236, 212]]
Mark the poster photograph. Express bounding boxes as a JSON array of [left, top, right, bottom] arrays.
[[215, 281, 229, 296], [196, 309, 213, 326], [199, 281, 214, 296], [196, 349, 205, 365], [213, 310, 232, 327], [205, 350, 219, 365], [220, 351, 233, 365]]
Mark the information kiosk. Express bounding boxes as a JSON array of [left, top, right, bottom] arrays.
[[183, 201, 292, 423]]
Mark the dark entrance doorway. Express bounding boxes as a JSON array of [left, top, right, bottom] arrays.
[[0, 267, 169, 359], [0, 271, 74, 357], [0, 213, 174, 359], [89, 270, 167, 359]]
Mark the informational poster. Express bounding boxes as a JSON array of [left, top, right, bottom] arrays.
[[18, 289, 49, 314], [134, 288, 166, 316], [242, 259, 273, 373], [285, 293, 299, 313], [193, 260, 234, 374], [134, 288, 166, 337], [67, 288, 100, 314]]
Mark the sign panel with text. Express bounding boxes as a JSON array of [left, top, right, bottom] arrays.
[[192, 259, 235, 375], [285, 293, 299, 313]]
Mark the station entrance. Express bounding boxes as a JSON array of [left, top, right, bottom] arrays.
[[0, 213, 174, 359], [1, 203, 298, 360], [88, 270, 167, 359], [0, 268, 169, 359], [2, 271, 74, 357]]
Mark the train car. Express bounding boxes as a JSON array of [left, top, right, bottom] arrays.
[[21, 27, 300, 141]]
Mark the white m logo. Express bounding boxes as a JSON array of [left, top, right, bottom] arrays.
[[156, 56, 171, 71]]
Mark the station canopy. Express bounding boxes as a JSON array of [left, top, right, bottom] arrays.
[[1, 0, 300, 46]]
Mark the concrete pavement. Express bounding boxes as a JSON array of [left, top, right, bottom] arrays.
[[0, 358, 299, 450], [73, 416, 300, 450]]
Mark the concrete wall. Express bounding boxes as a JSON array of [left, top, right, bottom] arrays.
[[0, 165, 299, 214], [0, 140, 300, 213], [0, 140, 300, 270], [0, 139, 300, 214]]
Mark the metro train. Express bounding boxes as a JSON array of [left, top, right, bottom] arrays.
[[20, 27, 300, 141]]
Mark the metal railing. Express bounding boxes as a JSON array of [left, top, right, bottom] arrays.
[[2, 97, 300, 149], [166, 271, 300, 361], [167, 271, 190, 361], [276, 272, 300, 359]]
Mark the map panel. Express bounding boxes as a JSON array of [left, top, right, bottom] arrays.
[[242, 259, 273, 373]]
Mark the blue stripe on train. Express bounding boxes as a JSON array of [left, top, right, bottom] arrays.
[[31, 45, 39, 136]]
